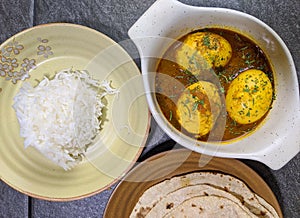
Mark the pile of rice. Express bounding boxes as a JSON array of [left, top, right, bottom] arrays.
[[13, 69, 117, 170]]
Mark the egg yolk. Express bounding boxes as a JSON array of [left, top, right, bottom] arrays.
[[176, 81, 221, 136], [226, 69, 273, 124], [176, 32, 232, 76]]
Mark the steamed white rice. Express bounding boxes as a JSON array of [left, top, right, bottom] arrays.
[[13, 69, 117, 170]]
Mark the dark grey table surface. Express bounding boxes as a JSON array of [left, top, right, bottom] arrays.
[[0, 0, 299, 217]]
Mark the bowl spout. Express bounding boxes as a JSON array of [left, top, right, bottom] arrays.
[[128, 0, 192, 58]]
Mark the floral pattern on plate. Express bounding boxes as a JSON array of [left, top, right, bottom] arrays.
[[37, 38, 54, 58], [0, 38, 54, 84]]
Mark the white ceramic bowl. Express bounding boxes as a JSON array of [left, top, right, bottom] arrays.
[[128, 0, 300, 170]]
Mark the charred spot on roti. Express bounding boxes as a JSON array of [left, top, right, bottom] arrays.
[[136, 207, 151, 218], [166, 202, 174, 209], [255, 194, 279, 218], [220, 205, 224, 209], [165, 195, 260, 217], [192, 203, 197, 207], [261, 210, 267, 216]]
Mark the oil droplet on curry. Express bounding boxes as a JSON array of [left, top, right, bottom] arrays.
[[155, 28, 275, 141]]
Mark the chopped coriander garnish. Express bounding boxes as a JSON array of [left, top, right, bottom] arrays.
[[243, 87, 250, 93], [169, 110, 173, 121], [232, 120, 237, 126], [183, 69, 193, 76], [183, 104, 191, 118], [198, 99, 205, 105], [246, 110, 251, 117], [252, 88, 258, 93], [168, 95, 177, 99], [235, 34, 242, 42], [245, 59, 255, 65], [242, 103, 248, 108], [220, 74, 229, 83], [240, 46, 248, 51], [203, 34, 211, 47], [192, 100, 205, 111]]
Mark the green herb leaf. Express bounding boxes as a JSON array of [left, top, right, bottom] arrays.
[[192, 102, 198, 111], [169, 110, 173, 121], [198, 99, 204, 105], [220, 74, 229, 83], [240, 46, 248, 51], [203, 34, 211, 47], [183, 69, 193, 76], [192, 100, 205, 111], [243, 88, 250, 93], [245, 59, 255, 65]]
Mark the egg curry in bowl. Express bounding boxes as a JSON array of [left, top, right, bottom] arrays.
[[155, 28, 275, 141]]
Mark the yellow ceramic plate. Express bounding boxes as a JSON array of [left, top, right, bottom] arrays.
[[0, 23, 150, 200], [104, 149, 282, 217]]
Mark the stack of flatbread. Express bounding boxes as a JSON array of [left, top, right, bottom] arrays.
[[130, 172, 279, 218]]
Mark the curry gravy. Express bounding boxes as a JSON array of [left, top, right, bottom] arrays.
[[155, 28, 274, 141]]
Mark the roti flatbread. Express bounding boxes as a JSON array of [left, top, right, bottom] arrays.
[[130, 172, 279, 218], [164, 195, 255, 218], [145, 184, 256, 218], [255, 194, 280, 218]]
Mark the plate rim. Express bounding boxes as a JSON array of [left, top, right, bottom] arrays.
[[0, 22, 151, 201]]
